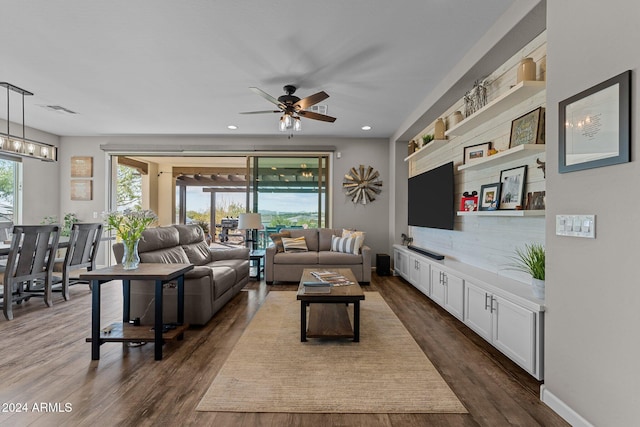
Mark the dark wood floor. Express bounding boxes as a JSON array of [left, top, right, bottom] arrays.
[[0, 273, 568, 427]]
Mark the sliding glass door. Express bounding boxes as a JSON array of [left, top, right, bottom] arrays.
[[249, 156, 329, 247]]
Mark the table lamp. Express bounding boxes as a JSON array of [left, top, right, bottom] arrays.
[[238, 213, 262, 250]]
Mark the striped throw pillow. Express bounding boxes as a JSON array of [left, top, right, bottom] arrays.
[[331, 235, 364, 255], [281, 236, 308, 252]]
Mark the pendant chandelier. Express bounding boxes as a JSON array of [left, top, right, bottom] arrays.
[[0, 82, 57, 162]]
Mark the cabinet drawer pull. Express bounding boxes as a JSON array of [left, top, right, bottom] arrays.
[[490, 296, 496, 313], [484, 293, 490, 310]]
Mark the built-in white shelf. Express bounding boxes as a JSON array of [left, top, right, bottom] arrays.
[[445, 80, 546, 137], [457, 144, 545, 171], [404, 139, 448, 162], [457, 210, 545, 217]]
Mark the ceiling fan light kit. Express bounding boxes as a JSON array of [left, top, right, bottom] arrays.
[[242, 84, 336, 133]]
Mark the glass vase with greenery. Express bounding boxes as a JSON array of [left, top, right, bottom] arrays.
[[104, 208, 158, 269]]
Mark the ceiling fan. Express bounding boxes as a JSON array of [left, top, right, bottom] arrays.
[[241, 85, 336, 132]]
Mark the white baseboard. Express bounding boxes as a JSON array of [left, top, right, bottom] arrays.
[[540, 385, 594, 427]]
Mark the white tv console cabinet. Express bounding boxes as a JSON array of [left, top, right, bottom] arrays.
[[393, 244, 544, 380]]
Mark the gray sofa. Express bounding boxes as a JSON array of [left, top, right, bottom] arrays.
[[265, 228, 371, 285], [113, 224, 249, 325]]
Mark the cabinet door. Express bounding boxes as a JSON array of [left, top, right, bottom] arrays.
[[409, 255, 430, 296], [492, 295, 536, 373], [430, 266, 446, 307], [443, 272, 464, 320], [463, 281, 492, 341], [394, 250, 409, 279]]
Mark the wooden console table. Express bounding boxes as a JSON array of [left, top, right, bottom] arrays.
[[81, 263, 194, 361]]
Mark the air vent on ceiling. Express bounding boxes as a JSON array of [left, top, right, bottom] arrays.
[[40, 105, 77, 114], [309, 105, 327, 115]]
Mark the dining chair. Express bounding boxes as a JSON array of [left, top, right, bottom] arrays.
[[52, 223, 103, 300], [1, 224, 60, 321]]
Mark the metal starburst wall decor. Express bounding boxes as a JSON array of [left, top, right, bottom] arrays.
[[342, 165, 383, 205]]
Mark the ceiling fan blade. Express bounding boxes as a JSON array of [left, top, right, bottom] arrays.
[[249, 87, 284, 108], [294, 91, 329, 110], [298, 110, 337, 123], [239, 110, 281, 115]]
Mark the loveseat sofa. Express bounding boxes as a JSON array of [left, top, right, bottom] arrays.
[[265, 228, 371, 285], [113, 224, 249, 325]]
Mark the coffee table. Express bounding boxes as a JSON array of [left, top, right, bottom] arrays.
[[296, 268, 365, 342]]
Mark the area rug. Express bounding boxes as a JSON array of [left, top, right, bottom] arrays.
[[196, 291, 467, 414]]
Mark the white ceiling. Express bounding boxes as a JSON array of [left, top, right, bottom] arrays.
[[0, 0, 517, 139]]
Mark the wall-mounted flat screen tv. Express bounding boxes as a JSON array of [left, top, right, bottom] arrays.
[[408, 161, 454, 230]]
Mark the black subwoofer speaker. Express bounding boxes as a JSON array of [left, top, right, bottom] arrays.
[[376, 253, 391, 276]]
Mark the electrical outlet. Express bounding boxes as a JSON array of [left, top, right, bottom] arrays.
[[556, 214, 595, 238]]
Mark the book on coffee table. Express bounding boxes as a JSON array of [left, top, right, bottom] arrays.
[[310, 271, 355, 286], [303, 281, 332, 294]]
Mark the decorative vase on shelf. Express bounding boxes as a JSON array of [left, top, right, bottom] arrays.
[[434, 118, 445, 140], [532, 277, 545, 299], [450, 111, 464, 127], [122, 238, 141, 270], [517, 57, 536, 83]]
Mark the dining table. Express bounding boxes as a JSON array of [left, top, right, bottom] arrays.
[[0, 236, 70, 257]]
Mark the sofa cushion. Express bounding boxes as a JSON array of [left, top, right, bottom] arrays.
[[139, 246, 190, 264], [282, 236, 308, 252], [342, 229, 366, 240], [318, 251, 363, 265], [331, 235, 364, 255], [273, 251, 319, 264], [185, 265, 214, 280], [210, 266, 237, 298], [138, 226, 180, 253], [318, 228, 342, 251], [174, 224, 207, 245], [287, 229, 319, 251], [182, 240, 212, 265], [270, 231, 291, 253]]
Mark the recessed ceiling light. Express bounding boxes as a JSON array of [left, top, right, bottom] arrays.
[[227, 125, 238, 130], [361, 125, 372, 131]]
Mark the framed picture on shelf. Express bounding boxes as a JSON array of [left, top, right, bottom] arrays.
[[559, 70, 631, 173], [498, 165, 527, 210], [463, 142, 492, 164], [509, 107, 545, 148], [459, 195, 478, 212], [479, 183, 501, 211], [70, 156, 93, 178], [525, 191, 546, 210], [70, 179, 93, 201]]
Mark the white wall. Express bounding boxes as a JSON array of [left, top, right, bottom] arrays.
[[543, 2, 640, 426], [58, 135, 390, 260]]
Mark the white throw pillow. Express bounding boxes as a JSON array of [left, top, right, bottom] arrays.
[[281, 236, 308, 252], [331, 235, 364, 255], [342, 229, 366, 240]]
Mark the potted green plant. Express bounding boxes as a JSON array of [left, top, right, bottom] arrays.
[[421, 134, 434, 147], [509, 243, 545, 299]]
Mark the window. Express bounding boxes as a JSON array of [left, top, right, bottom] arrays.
[[0, 157, 20, 223]]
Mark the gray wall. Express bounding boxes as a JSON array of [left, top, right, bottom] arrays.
[[544, 1, 640, 426], [59, 135, 390, 261]]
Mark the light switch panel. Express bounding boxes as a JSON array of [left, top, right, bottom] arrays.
[[556, 215, 596, 238]]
